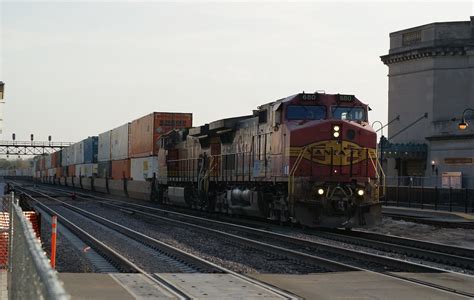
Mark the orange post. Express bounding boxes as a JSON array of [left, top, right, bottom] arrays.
[[51, 215, 57, 269]]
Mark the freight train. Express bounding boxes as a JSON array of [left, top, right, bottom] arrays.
[[19, 92, 381, 228], [155, 92, 382, 228]]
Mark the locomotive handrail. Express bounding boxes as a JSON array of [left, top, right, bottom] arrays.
[[367, 149, 386, 198], [288, 146, 308, 197]]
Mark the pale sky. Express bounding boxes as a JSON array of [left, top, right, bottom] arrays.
[[1, 1, 473, 143]]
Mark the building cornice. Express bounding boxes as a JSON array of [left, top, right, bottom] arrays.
[[380, 45, 472, 65]]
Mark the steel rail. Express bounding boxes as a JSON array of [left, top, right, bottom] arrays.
[[18, 189, 190, 300], [328, 228, 474, 258], [310, 229, 474, 270], [18, 182, 474, 298], [30, 184, 473, 272], [383, 213, 474, 229], [16, 184, 300, 300], [97, 201, 474, 298]]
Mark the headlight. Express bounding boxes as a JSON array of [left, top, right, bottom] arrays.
[[357, 189, 365, 196], [333, 125, 340, 132], [333, 131, 340, 138], [317, 188, 325, 195]]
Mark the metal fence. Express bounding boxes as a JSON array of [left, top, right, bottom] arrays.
[[385, 176, 474, 189], [382, 176, 474, 213], [8, 195, 70, 299], [382, 185, 474, 213]]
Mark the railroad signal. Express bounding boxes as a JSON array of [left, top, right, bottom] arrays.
[[0, 81, 4, 100], [12, 133, 15, 141], [30, 134, 34, 141]]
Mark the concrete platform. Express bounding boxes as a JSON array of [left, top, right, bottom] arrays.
[[59, 273, 293, 299], [250, 271, 471, 300], [59, 273, 177, 299], [58, 271, 474, 299], [0, 271, 7, 299], [383, 206, 474, 224]]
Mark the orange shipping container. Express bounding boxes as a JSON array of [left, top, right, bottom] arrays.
[[129, 112, 192, 158], [51, 152, 59, 168], [111, 159, 131, 179], [56, 167, 63, 178], [67, 165, 76, 177]]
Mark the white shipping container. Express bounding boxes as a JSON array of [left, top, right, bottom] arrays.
[[45, 155, 52, 169], [61, 148, 68, 167], [98, 130, 111, 162], [73, 141, 85, 165], [131, 156, 158, 181], [48, 168, 56, 177], [76, 163, 98, 178], [111, 123, 130, 161]]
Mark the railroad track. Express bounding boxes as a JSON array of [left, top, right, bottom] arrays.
[[314, 229, 474, 269], [382, 212, 474, 229], [16, 186, 300, 300], [16, 182, 474, 299], [29, 182, 474, 271]]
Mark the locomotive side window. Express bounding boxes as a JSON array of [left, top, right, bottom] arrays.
[[286, 105, 326, 120], [331, 107, 365, 121]]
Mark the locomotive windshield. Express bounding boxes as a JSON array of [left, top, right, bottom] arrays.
[[286, 105, 326, 120], [331, 106, 365, 121]]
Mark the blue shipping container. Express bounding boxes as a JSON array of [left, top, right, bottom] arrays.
[[84, 136, 99, 163]]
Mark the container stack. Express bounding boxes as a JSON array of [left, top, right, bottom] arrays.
[[129, 112, 192, 181], [31, 111, 192, 183], [110, 123, 131, 180]]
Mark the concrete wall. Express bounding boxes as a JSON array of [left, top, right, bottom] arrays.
[[387, 59, 433, 143], [41, 176, 157, 203], [108, 179, 127, 198], [127, 180, 151, 201], [94, 178, 108, 193], [73, 177, 81, 188], [81, 177, 92, 190]]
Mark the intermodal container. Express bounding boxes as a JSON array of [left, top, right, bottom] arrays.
[[61, 147, 71, 167], [45, 155, 52, 169], [73, 142, 84, 165], [98, 130, 111, 162], [130, 156, 158, 181], [111, 159, 131, 179], [111, 123, 130, 161], [52, 151, 62, 168], [76, 163, 98, 178], [40, 156, 46, 171], [56, 167, 63, 178], [67, 165, 76, 177], [84, 136, 99, 163], [47, 168, 56, 177], [98, 161, 112, 178], [129, 112, 192, 158]]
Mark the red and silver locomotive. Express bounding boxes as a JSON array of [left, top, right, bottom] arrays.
[[156, 92, 382, 228]]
